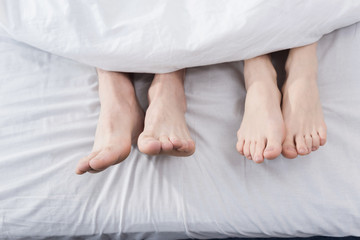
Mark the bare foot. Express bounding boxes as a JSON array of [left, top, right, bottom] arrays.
[[237, 55, 285, 163], [281, 43, 327, 159], [137, 70, 195, 156], [76, 70, 144, 174]]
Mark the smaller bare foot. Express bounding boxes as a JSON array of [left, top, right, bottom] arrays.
[[137, 70, 195, 156], [76, 70, 144, 174], [237, 55, 285, 163], [281, 43, 327, 159]]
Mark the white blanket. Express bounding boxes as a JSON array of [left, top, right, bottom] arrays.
[[1, 0, 360, 72], [1, 22, 360, 239]]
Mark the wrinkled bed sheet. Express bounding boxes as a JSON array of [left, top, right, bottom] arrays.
[[1, 19, 360, 239], [1, 0, 360, 72]]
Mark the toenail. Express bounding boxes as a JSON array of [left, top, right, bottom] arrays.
[[247, 155, 252, 160], [312, 146, 317, 151], [287, 147, 295, 151], [299, 148, 307, 154]]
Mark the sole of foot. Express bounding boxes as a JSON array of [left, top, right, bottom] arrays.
[[76, 70, 144, 174]]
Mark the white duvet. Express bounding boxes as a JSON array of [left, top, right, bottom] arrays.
[[1, 0, 360, 72], [1, 1, 360, 239]]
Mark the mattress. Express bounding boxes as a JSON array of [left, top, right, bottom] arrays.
[[1, 14, 360, 240]]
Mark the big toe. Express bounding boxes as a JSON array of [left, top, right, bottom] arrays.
[[138, 134, 162, 155], [282, 137, 298, 159], [263, 139, 282, 160], [76, 151, 100, 175], [89, 144, 131, 172]]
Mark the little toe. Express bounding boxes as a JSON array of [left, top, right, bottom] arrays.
[[138, 134, 162, 155], [253, 139, 265, 163], [176, 139, 188, 152], [236, 138, 245, 155], [177, 139, 195, 156], [295, 135, 309, 155], [305, 135, 312, 154], [282, 137, 298, 159], [159, 135, 174, 152], [169, 136, 183, 149], [311, 132, 320, 151], [319, 127, 327, 146], [263, 138, 282, 160], [185, 139, 195, 154]]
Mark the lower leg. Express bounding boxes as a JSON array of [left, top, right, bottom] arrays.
[[137, 69, 195, 156]]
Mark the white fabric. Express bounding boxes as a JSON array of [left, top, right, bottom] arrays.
[[1, 0, 360, 73], [1, 22, 360, 239]]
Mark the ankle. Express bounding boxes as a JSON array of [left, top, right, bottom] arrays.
[[244, 59, 277, 89], [148, 73, 187, 112], [285, 45, 318, 76]]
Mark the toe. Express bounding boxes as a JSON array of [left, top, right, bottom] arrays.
[[250, 141, 256, 161], [305, 134, 312, 154], [159, 135, 173, 152], [282, 136, 298, 159], [236, 138, 245, 155], [253, 139, 265, 163], [295, 135, 308, 155], [176, 139, 187, 152], [243, 140, 251, 160], [185, 139, 196, 154], [138, 134, 162, 155], [318, 126, 327, 146], [169, 136, 183, 149], [311, 132, 320, 151], [76, 151, 100, 175], [264, 138, 282, 160], [177, 139, 195, 155], [89, 144, 131, 172]]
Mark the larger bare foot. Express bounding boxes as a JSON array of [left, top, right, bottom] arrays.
[[237, 55, 285, 163], [282, 43, 327, 159], [76, 70, 144, 174], [137, 70, 195, 156]]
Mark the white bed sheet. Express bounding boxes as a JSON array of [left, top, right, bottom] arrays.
[[1, 23, 360, 239]]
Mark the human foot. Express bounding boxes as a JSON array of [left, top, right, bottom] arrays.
[[137, 70, 195, 156], [76, 70, 144, 174], [281, 43, 327, 159], [237, 55, 285, 163]]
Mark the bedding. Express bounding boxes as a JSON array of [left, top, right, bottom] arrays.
[[1, 0, 360, 72], [1, 22, 360, 239], [1, 1, 360, 240]]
